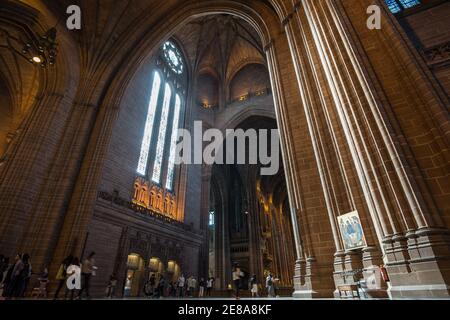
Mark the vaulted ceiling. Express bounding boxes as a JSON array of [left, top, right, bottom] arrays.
[[1, 1, 276, 102], [174, 14, 266, 83], [0, 1, 43, 132]]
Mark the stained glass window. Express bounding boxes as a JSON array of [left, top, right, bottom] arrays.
[[165, 94, 182, 190], [399, 0, 420, 9], [385, 0, 402, 13], [137, 40, 184, 195], [137, 71, 161, 175], [163, 41, 184, 74], [385, 0, 420, 13], [151, 83, 172, 184]]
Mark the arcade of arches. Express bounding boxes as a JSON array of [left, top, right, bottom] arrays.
[[0, 0, 449, 299]]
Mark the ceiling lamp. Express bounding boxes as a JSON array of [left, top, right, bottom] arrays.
[[22, 27, 58, 67], [0, 26, 58, 68], [202, 101, 213, 109]]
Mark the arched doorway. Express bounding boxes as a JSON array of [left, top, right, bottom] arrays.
[[149, 257, 165, 279], [124, 253, 145, 297], [167, 260, 181, 283]]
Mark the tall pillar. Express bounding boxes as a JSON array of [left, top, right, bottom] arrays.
[[279, 0, 450, 297], [265, 28, 337, 297]]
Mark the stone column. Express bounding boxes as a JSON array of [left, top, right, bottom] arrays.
[[265, 26, 337, 296], [0, 89, 76, 262], [293, 0, 450, 297], [275, 0, 383, 297]]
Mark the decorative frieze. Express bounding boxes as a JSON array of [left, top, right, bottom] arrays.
[[132, 176, 179, 221], [97, 190, 201, 235], [422, 41, 450, 67]]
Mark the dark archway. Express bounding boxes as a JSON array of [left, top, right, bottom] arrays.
[[208, 116, 295, 295]]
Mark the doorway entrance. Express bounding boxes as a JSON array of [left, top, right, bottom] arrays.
[[124, 253, 145, 297]]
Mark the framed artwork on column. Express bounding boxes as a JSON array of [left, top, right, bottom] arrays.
[[338, 211, 367, 251]]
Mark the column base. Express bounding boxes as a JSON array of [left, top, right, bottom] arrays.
[[388, 284, 450, 298], [293, 258, 335, 298], [385, 228, 450, 298], [293, 289, 320, 299]]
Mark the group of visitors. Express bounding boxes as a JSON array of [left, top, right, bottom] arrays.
[[53, 251, 97, 300], [141, 265, 278, 300], [143, 273, 167, 298], [1, 252, 280, 300], [138, 267, 278, 300], [143, 274, 215, 298], [0, 251, 97, 300], [232, 263, 278, 299], [0, 253, 33, 299]]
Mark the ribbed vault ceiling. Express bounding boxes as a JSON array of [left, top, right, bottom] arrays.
[[174, 14, 266, 82]]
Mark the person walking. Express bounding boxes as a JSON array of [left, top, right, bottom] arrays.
[[123, 275, 132, 298], [144, 273, 156, 298], [3, 254, 22, 298], [65, 257, 81, 300], [17, 253, 32, 298], [5, 253, 31, 298], [186, 276, 191, 297], [156, 275, 166, 298], [0, 255, 9, 297], [232, 263, 243, 299], [53, 255, 73, 299], [9, 253, 31, 298], [273, 277, 279, 297], [106, 274, 117, 298], [206, 277, 213, 297], [198, 278, 206, 297], [250, 274, 259, 297], [79, 252, 96, 299], [266, 273, 275, 298], [177, 274, 185, 298], [187, 276, 197, 297]]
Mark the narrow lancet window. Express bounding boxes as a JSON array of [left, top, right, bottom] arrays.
[[137, 71, 161, 175], [152, 83, 172, 183]]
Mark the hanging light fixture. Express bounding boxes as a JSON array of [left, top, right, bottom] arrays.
[[21, 27, 58, 67], [0, 26, 58, 68]]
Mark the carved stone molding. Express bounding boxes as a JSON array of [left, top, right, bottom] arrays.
[[422, 41, 450, 67]]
